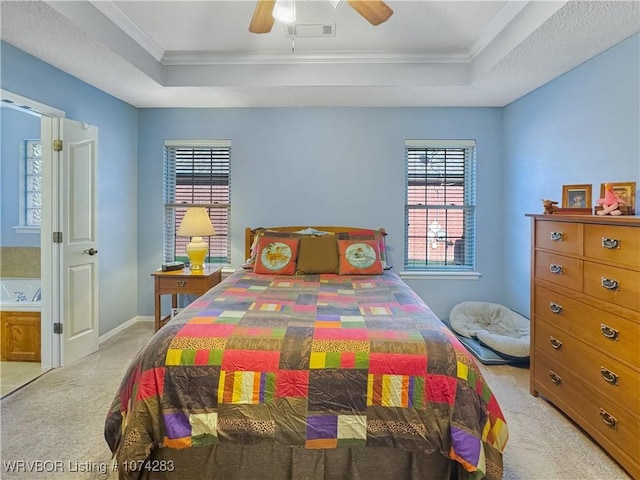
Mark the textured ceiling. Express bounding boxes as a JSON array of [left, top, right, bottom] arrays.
[[1, 1, 639, 108]]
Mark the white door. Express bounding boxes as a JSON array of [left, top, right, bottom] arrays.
[[59, 118, 99, 365]]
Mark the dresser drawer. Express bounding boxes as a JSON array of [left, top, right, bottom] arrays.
[[583, 261, 640, 312], [584, 224, 640, 268], [535, 251, 582, 290], [534, 286, 640, 366], [535, 320, 640, 414], [535, 351, 640, 460], [535, 221, 581, 254]]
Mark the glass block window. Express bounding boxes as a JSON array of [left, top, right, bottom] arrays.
[[21, 140, 43, 226]]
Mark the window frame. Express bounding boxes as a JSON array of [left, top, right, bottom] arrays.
[[163, 140, 231, 265], [403, 139, 477, 276]]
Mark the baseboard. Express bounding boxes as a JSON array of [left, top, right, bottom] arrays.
[[99, 316, 154, 344]]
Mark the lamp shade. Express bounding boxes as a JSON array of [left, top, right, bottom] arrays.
[[177, 207, 215, 238]]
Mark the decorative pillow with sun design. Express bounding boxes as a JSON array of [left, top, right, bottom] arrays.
[[337, 239, 383, 275], [254, 237, 299, 275]]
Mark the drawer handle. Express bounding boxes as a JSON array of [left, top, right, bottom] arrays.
[[549, 371, 562, 385], [549, 302, 563, 314], [601, 237, 620, 249], [600, 367, 619, 386], [600, 324, 619, 340], [601, 277, 619, 290], [549, 336, 562, 350], [599, 409, 617, 428], [550, 232, 563, 241], [176, 280, 187, 287], [549, 264, 563, 275]]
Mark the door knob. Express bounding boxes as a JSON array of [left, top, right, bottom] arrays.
[[83, 248, 98, 256]]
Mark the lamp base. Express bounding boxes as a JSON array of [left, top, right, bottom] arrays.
[[185, 236, 208, 270]]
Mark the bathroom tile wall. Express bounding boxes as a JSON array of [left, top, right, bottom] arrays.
[[0, 247, 41, 278]]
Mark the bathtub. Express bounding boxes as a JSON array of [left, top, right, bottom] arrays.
[[0, 278, 41, 312]]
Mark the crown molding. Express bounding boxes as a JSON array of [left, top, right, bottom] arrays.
[[161, 50, 472, 66], [467, 0, 530, 61], [89, 0, 164, 61]]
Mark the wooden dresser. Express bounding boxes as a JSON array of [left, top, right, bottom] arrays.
[[528, 214, 639, 479]]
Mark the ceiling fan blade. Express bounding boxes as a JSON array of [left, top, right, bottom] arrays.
[[249, 0, 277, 34], [346, 1, 393, 26]]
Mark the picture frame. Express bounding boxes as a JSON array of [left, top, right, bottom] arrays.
[[562, 184, 592, 208], [598, 181, 636, 215]]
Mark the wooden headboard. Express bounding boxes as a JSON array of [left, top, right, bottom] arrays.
[[244, 226, 386, 260]]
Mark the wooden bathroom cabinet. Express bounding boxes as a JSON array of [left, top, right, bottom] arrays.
[[0, 311, 41, 362]]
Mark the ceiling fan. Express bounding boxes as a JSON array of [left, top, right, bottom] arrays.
[[249, 0, 394, 34]]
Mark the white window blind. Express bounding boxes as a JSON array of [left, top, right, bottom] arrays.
[[163, 141, 231, 264], [404, 140, 476, 271]]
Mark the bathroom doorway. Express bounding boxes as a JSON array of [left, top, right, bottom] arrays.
[[1, 90, 100, 384], [0, 95, 53, 396]]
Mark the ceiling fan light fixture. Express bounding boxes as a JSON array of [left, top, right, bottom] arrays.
[[273, 0, 296, 24]]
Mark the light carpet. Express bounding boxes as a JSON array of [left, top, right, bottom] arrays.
[[0, 321, 631, 479]]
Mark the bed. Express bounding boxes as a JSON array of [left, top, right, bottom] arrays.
[[105, 226, 508, 480]]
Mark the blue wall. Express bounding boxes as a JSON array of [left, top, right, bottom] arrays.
[[1, 42, 139, 335], [1, 107, 41, 247], [2, 31, 638, 333], [137, 107, 505, 318], [502, 33, 640, 316]]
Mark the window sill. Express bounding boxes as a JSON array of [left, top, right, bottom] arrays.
[[13, 226, 40, 234], [399, 271, 482, 281]]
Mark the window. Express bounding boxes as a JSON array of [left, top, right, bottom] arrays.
[[405, 140, 476, 271], [163, 141, 231, 264], [20, 139, 42, 227]]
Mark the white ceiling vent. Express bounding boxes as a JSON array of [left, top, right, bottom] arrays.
[[284, 24, 336, 38]]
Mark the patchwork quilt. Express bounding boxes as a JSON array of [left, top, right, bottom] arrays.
[[105, 271, 508, 479]]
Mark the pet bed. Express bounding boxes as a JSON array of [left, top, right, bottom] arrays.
[[449, 301, 530, 363], [441, 318, 510, 365]]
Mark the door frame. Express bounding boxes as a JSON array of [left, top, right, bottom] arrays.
[[1, 89, 65, 369]]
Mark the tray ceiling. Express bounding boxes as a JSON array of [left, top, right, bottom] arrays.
[[1, 1, 639, 107]]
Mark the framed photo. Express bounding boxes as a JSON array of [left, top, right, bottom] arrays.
[[600, 182, 636, 214], [562, 184, 592, 208]]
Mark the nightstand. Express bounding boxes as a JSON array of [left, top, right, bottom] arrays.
[[151, 264, 222, 331]]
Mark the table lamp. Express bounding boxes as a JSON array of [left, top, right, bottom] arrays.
[[176, 207, 215, 270]]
